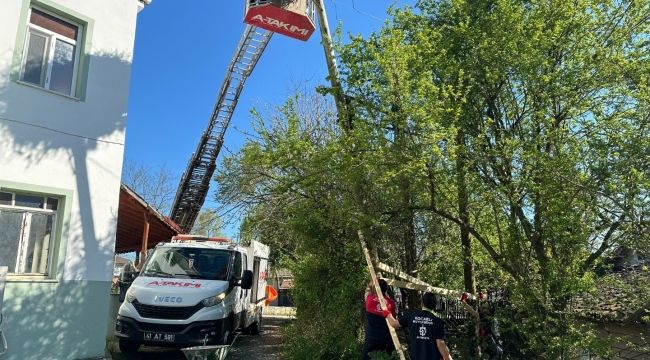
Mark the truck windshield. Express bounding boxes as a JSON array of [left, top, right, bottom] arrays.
[[141, 247, 232, 280]]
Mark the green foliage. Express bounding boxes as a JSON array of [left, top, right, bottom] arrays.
[[335, 0, 650, 357], [214, 0, 650, 358], [283, 249, 367, 360], [214, 91, 368, 359], [369, 350, 399, 360]]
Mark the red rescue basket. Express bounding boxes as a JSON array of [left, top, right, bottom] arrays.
[[244, 0, 316, 41]]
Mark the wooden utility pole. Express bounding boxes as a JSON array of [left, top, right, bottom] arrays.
[[314, 2, 406, 359], [313, 0, 349, 130], [141, 212, 150, 265]]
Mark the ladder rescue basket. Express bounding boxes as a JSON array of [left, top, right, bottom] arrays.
[[244, 0, 316, 41]]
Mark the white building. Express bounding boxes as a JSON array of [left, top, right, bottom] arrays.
[[0, 1, 149, 359]]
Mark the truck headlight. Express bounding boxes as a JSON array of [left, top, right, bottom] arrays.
[[126, 291, 136, 303], [202, 292, 226, 307]]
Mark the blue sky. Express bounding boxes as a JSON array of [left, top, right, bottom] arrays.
[[124, 0, 415, 237]]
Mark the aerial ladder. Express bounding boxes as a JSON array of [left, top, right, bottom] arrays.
[[169, 0, 316, 232]]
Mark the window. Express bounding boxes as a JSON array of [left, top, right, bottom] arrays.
[[19, 7, 82, 97], [0, 191, 58, 276], [141, 247, 232, 280], [234, 252, 243, 278]]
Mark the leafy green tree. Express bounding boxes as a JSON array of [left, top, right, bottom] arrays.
[[213, 0, 650, 358], [190, 209, 225, 238], [215, 91, 368, 359], [337, 0, 650, 357]]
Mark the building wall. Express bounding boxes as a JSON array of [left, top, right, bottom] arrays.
[[0, 0, 143, 359]]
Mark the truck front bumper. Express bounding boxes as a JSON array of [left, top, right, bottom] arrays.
[[115, 315, 225, 347]]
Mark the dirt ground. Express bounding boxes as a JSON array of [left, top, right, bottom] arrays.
[[226, 316, 289, 360], [106, 316, 292, 360]]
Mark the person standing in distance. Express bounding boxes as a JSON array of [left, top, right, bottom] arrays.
[[362, 276, 397, 360], [461, 292, 503, 359], [383, 292, 453, 360]]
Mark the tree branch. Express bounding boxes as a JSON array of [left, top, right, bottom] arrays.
[[582, 214, 625, 272]]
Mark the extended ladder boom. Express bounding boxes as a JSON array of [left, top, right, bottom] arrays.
[[170, 25, 273, 232]]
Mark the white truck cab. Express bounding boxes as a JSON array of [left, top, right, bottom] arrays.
[[115, 236, 270, 354]]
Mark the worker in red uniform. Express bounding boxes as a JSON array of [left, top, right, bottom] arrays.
[[362, 277, 397, 360], [383, 292, 454, 360], [461, 292, 503, 359]]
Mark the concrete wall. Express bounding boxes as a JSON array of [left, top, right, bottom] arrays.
[[106, 294, 120, 340], [0, 0, 144, 359], [262, 306, 296, 317]]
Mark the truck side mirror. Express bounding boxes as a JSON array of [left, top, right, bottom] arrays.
[[240, 270, 254, 290]]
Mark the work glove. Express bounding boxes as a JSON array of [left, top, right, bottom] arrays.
[[479, 292, 486, 300], [461, 292, 469, 302], [381, 309, 392, 318]]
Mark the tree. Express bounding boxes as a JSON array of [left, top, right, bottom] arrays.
[[190, 209, 225, 238], [121, 157, 177, 216], [212, 0, 650, 357], [337, 0, 650, 357], [214, 90, 370, 359], [121, 158, 227, 236]]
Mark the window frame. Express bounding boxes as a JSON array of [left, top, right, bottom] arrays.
[[1, 181, 72, 282], [234, 251, 244, 278], [0, 191, 60, 278], [19, 5, 83, 97]]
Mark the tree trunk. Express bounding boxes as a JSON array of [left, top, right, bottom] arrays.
[[457, 129, 476, 294], [400, 204, 420, 311]]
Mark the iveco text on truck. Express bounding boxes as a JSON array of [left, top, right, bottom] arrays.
[[115, 236, 270, 354]]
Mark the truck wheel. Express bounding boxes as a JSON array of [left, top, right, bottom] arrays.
[[220, 315, 236, 345], [220, 329, 234, 345], [118, 339, 141, 355], [249, 313, 262, 335]]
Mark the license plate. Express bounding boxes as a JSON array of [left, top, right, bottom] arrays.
[[143, 332, 175, 342]]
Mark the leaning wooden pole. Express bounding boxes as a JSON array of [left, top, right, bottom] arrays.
[[359, 231, 407, 360], [376, 262, 477, 300], [313, 0, 348, 129], [314, 3, 405, 359]]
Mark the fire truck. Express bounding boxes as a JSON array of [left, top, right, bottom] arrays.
[[115, 236, 269, 354]]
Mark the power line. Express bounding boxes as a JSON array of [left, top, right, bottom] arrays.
[[328, 0, 386, 22], [0, 115, 125, 145]]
